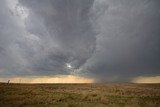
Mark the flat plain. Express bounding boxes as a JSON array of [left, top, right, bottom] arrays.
[[0, 83, 160, 107]]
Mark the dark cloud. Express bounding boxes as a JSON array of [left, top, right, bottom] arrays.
[[0, 0, 160, 82], [19, 0, 96, 73], [0, 0, 96, 76], [83, 0, 160, 82]]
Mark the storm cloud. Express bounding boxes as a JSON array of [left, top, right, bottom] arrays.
[[0, 0, 160, 82]]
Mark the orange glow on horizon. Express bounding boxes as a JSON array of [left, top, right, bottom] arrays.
[[0, 75, 95, 83], [132, 76, 160, 83]]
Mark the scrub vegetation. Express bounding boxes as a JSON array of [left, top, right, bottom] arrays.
[[0, 83, 160, 107]]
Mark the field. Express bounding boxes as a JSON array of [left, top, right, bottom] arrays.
[[0, 83, 160, 107]]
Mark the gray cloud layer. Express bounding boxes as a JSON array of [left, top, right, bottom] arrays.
[[0, 0, 160, 82]]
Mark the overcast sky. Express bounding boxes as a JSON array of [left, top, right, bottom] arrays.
[[0, 0, 160, 82]]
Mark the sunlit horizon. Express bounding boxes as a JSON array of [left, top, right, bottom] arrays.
[[0, 75, 160, 84], [0, 75, 95, 83]]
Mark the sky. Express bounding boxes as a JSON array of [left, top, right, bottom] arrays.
[[0, 0, 160, 83]]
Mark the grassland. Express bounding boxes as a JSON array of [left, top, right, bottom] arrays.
[[0, 83, 160, 107]]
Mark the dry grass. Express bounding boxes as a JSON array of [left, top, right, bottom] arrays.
[[0, 83, 160, 107]]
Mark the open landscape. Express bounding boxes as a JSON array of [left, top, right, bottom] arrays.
[[0, 83, 160, 107], [0, 0, 160, 107]]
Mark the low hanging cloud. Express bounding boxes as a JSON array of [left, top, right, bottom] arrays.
[[0, 0, 160, 82], [83, 0, 160, 82], [0, 0, 97, 77]]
